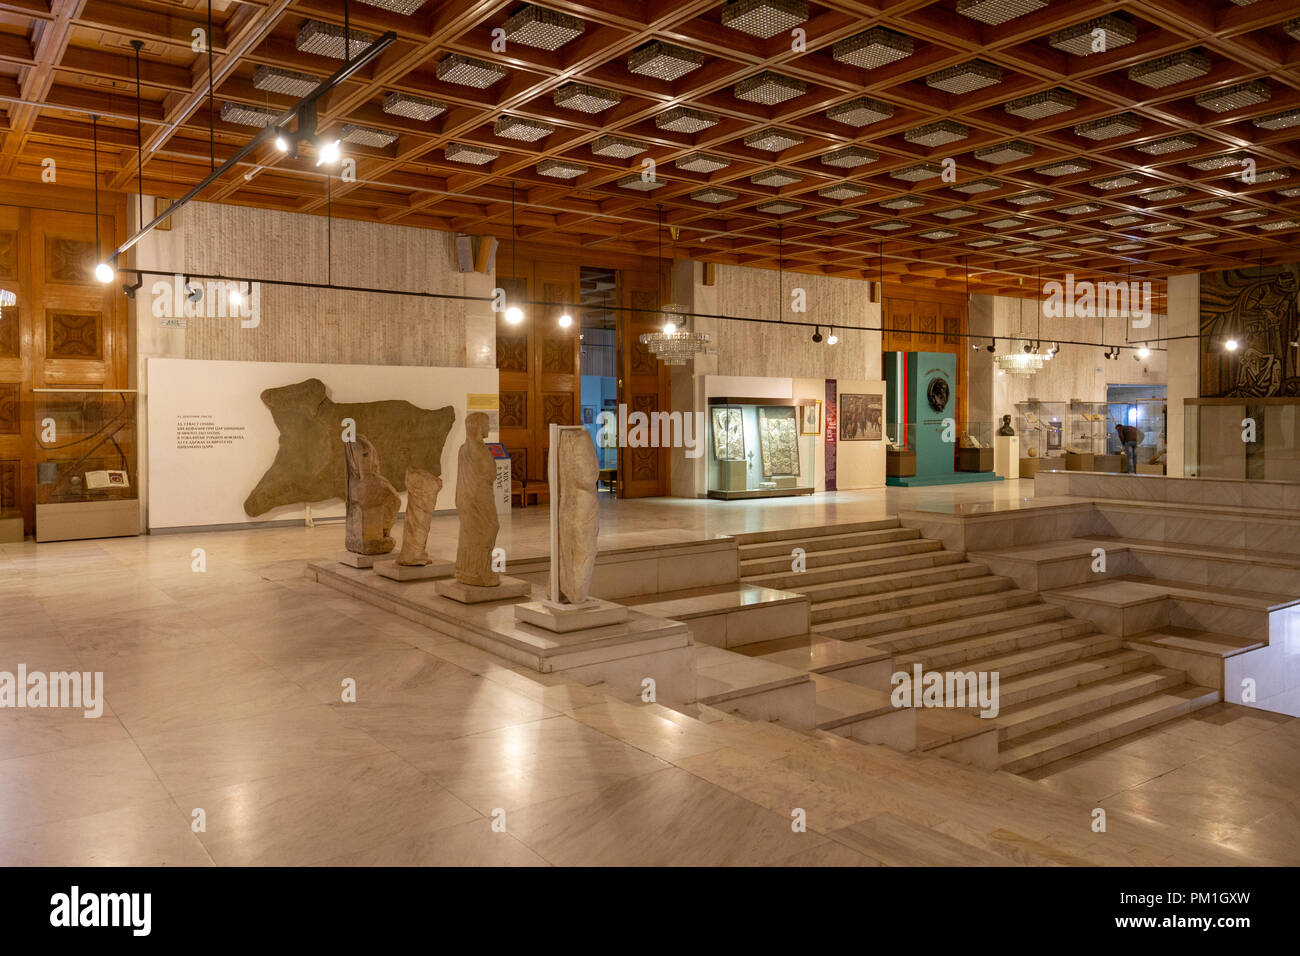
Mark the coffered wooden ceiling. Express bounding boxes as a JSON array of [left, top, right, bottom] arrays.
[[2, 0, 1299, 297]]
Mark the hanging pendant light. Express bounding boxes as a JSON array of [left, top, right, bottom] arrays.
[[995, 290, 1042, 374], [638, 206, 709, 365], [91, 115, 114, 283], [504, 181, 524, 325]]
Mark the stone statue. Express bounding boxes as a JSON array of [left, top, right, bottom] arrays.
[[453, 412, 500, 587], [344, 435, 400, 555], [397, 468, 442, 566], [997, 414, 1015, 436], [557, 428, 599, 604]]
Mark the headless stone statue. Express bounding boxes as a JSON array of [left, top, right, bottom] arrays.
[[453, 412, 499, 587], [345, 435, 400, 555], [397, 468, 443, 566], [997, 414, 1015, 436], [557, 428, 599, 605]]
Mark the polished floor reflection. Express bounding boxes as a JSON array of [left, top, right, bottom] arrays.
[[1, 483, 1296, 865]]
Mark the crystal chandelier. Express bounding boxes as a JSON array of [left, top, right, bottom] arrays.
[[639, 208, 709, 366], [995, 348, 1044, 375]]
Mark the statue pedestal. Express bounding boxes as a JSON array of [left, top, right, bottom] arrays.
[[994, 436, 1019, 480], [375, 560, 454, 582], [435, 575, 531, 604], [337, 550, 395, 569], [515, 597, 629, 633]]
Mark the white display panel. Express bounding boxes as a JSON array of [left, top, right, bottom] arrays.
[[146, 357, 497, 530]]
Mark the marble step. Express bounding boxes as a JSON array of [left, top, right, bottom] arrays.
[[955, 635, 1133, 693], [830, 600, 1066, 650], [625, 583, 809, 649], [731, 518, 901, 546], [811, 574, 1014, 624], [999, 684, 1220, 773], [996, 665, 1186, 743], [694, 645, 816, 727], [811, 673, 916, 749], [893, 619, 1102, 673], [812, 589, 1042, 644], [740, 536, 944, 576], [1126, 626, 1265, 658], [733, 632, 893, 690], [791, 560, 990, 605], [992, 648, 1156, 711], [744, 548, 964, 590], [738, 525, 919, 559]]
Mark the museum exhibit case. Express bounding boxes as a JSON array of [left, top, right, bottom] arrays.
[[1184, 398, 1300, 482], [707, 398, 815, 499], [33, 387, 140, 542], [1065, 401, 1109, 470]]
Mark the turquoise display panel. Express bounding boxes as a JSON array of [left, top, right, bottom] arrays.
[[909, 351, 956, 479]]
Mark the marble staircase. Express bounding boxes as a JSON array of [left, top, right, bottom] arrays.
[[735, 519, 1218, 773]]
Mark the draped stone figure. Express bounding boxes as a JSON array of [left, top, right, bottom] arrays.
[[453, 412, 500, 587], [344, 435, 400, 555], [397, 468, 443, 566], [557, 428, 599, 604]]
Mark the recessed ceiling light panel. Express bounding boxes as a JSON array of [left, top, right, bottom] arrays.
[[826, 96, 894, 127], [756, 200, 802, 215], [832, 28, 913, 69], [951, 178, 1001, 193], [1253, 109, 1300, 131], [1004, 89, 1077, 119], [1091, 173, 1142, 189], [591, 135, 648, 158], [628, 42, 703, 81], [554, 82, 621, 113], [1034, 159, 1091, 176], [341, 124, 397, 147], [657, 107, 720, 133], [1135, 134, 1198, 155], [494, 115, 555, 141], [721, 0, 808, 40], [1059, 203, 1101, 214], [1186, 153, 1241, 171], [956, 0, 1048, 26], [905, 121, 969, 147], [220, 102, 278, 128], [296, 20, 377, 59], [817, 211, 858, 223], [1143, 187, 1188, 202], [821, 146, 877, 167], [1196, 81, 1270, 113], [1049, 15, 1136, 56], [1074, 113, 1141, 140], [926, 60, 1002, 94], [445, 142, 499, 165], [502, 5, 585, 50], [1101, 214, 1142, 226], [675, 152, 731, 173], [1184, 199, 1230, 212], [891, 163, 942, 181], [253, 65, 319, 97], [537, 158, 588, 179], [871, 220, 910, 231], [691, 187, 738, 203], [934, 207, 976, 219], [975, 140, 1034, 165], [1128, 50, 1210, 89], [382, 92, 445, 121], [734, 71, 806, 105], [751, 168, 802, 186], [357, 0, 428, 14], [919, 229, 958, 240], [617, 173, 666, 191], [818, 183, 867, 200], [437, 54, 508, 88], [746, 128, 804, 152], [879, 196, 924, 210]]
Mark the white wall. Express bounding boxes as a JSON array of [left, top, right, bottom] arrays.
[[1166, 273, 1199, 478]]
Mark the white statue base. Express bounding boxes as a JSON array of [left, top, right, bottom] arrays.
[[337, 550, 395, 569], [515, 597, 629, 633], [376, 560, 454, 582], [436, 575, 531, 604]]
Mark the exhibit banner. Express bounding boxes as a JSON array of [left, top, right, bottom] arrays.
[[824, 378, 837, 491], [146, 357, 498, 530]]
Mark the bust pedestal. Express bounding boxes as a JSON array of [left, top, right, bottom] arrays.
[[994, 435, 1019, 480]]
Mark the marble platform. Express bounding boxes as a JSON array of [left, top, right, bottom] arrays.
[[336, 550, 395, 569], [309, 561, 695, 702], [375, 560, 453, 581]]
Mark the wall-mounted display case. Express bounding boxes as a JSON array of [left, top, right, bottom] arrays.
[[707, 398, 816, 499], [34, 388, 140, 542]]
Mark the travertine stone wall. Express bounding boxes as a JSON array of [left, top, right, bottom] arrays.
[[134, 199, 487, 368]]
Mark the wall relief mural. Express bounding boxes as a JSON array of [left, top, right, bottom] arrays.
[[1200, 264, 1300, 397], [711, 406, 744, 461], [757, 406, 799, 477]]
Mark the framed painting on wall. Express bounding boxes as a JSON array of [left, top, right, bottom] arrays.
[[799, 400, 821, 436], [840, 393, 883, 441]]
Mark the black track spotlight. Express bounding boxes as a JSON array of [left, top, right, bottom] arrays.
[[121, 274, 144, 299], [986, 338, 996, 353], [812, 326, 823, 343]]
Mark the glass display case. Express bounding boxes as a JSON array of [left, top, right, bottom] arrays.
[[1067, 401, 1109, 456], [33, 388, 140, 542], [707, 398, 816, 499], [1014, 400, 1066, 462], [1184, 398, 1299, 482]]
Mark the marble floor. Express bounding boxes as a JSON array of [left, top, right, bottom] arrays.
[[1, 482, 1297, 866]]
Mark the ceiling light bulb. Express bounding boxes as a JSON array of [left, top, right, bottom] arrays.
[[1224, 338, 1238, 351], [827, 332, 838, 345], [94, 262, 114, 283], [504, 306, 524, 325], [316, 139, 341, 166], [274, 134, 289, 152], [558, 313, 572, 328], [1137, 345, 1150, 359], [663, 321, 677, 335]]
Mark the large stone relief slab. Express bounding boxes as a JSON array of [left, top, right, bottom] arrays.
[[757, 406, 799, 477], [557, 427, 599, 604], [711, 406, 744, 461], [243, 377, 454, 517]]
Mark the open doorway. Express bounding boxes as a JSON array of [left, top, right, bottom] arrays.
[[579, 267, 618, 486]]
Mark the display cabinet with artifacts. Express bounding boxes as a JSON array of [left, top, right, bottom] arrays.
[[33, 388, 139, 542], [1015, 400, 1066, 477], [707, 397, 815, 499], [1065, 400, 1109, 470], [956, 421, 995, 473]]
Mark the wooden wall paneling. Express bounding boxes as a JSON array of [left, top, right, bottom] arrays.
[[883, 287, 969, 450], [618, 268, 670, 498]]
